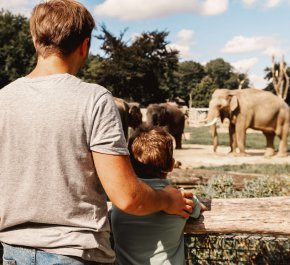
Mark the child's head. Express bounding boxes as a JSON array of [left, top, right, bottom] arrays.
[[30, 0, 95, 58], [128, 126, 174, 179]]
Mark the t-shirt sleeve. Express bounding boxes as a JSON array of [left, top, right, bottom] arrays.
[[89, 92, 129, 155]]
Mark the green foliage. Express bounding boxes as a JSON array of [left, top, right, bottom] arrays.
[[194, 175, 289, 199], [175, 61, 206, 105], [195, 175, 237, 198], [78, 54, 104, 83], [0, 10, 35, 88], [86, 25, 179, 105], [205, 58, 233, 88], [183, 58, 250, 108], [191, 76, 215, 107], [242, 176, 289, 197], [80, 27, 251, 107]]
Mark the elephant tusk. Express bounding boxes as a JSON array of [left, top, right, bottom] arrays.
[[205, 117, 219, 126], [191, 117, 218, 127]]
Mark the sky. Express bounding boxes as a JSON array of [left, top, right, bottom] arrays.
[[2, 0, 290, 88]]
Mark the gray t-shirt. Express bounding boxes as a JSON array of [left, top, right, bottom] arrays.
[[0, 74, 129, 263]]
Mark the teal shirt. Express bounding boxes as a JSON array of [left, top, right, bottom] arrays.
[[111, 179, 200, 265]]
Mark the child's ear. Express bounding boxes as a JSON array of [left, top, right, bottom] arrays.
[[169, 158, 175, 172]]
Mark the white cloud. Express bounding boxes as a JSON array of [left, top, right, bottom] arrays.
[[176, 29, 195, 46], [249, 74, 268, 88], [94, 0, 228, 20], [265, 0, 282, 8], [222, 35, 278, 54], [242, 0, 257, 7], [0, 0, 39, 17], [262, 47, 286, 57], [231, 57, 259, 73], [167, 29, 195, 60], [242, 0, 282, 8], [198, 0, 228, 15]]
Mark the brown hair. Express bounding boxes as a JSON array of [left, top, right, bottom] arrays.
[[128, 126, 174, 179], [30, 0, 95, 58]]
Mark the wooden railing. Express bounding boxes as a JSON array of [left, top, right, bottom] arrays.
[[185, 196, 290, 235]]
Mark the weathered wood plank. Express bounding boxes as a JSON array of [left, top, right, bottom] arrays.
[[185, 196, 290, 235], [168, 168, 264, 190]]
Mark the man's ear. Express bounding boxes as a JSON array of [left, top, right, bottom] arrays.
[[32, 36, 37, 49], [80, 38, 90, 57]]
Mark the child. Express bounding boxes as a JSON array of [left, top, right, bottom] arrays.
[[111, 127, 205, 265]]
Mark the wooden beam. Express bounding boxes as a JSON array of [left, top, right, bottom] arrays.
[[185, 196, 290, 235], [168, 168, 263, 190]]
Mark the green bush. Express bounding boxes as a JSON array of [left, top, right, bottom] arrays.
[[194, 175, 290, 199]]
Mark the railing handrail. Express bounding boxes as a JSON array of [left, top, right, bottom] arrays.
[[185, 196, 290, 236]]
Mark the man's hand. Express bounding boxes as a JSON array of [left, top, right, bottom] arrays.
[[162, 185, 194, 218]]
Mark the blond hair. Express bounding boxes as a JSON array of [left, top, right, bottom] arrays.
[[30, 0, 95, 58], [129, 127, 173, 179]]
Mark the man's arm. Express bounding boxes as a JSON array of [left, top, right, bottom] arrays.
[[92, 152, 193, 218]]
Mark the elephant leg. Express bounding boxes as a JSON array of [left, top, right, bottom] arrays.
[[235, 122, 247, 156], [175, 134, 182, 149], [263, 132, 275, 157], [277, 123, 289, 157], [229, 123, 237, 154]]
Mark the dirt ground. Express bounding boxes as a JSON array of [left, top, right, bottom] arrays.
[[173, 143, 290, 168]]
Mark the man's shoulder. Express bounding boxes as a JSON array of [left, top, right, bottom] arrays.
[[69, 75, 111, 97], [1, 78, 23, 90]]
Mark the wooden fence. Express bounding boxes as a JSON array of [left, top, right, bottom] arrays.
[[185, 196, 290, 235]]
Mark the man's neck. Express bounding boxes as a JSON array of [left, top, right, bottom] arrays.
[[27, 54, 80, 78]]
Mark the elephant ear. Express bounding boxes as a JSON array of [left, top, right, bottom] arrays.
[[159, 106, 169, 126], [230, 95, 239, 112]]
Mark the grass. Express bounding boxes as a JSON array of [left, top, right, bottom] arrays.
[[184, 126, 290, 150]]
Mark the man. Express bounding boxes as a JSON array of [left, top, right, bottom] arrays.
[[0, 1, 193, 264]]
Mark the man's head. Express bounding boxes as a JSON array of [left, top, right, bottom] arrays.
[[30, 0, 95, 58], [128, 126, 174, 179]]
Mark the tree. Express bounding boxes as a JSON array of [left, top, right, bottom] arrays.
[[77, 54, 104, 83], [225, 71, 250, 89], [264, 56, 290, 105], [191, 76, 215, 107], [205, 58, 233, 88], [0, 10, 35, 88], [94, 26, 179, 105], [129, 31, 179, 104], [176, 61, 206, 105]]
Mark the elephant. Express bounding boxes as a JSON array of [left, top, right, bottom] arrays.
[[204, 88, 290, 157], [114, 98, 143, 141], [146, 103, 185, 149]]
